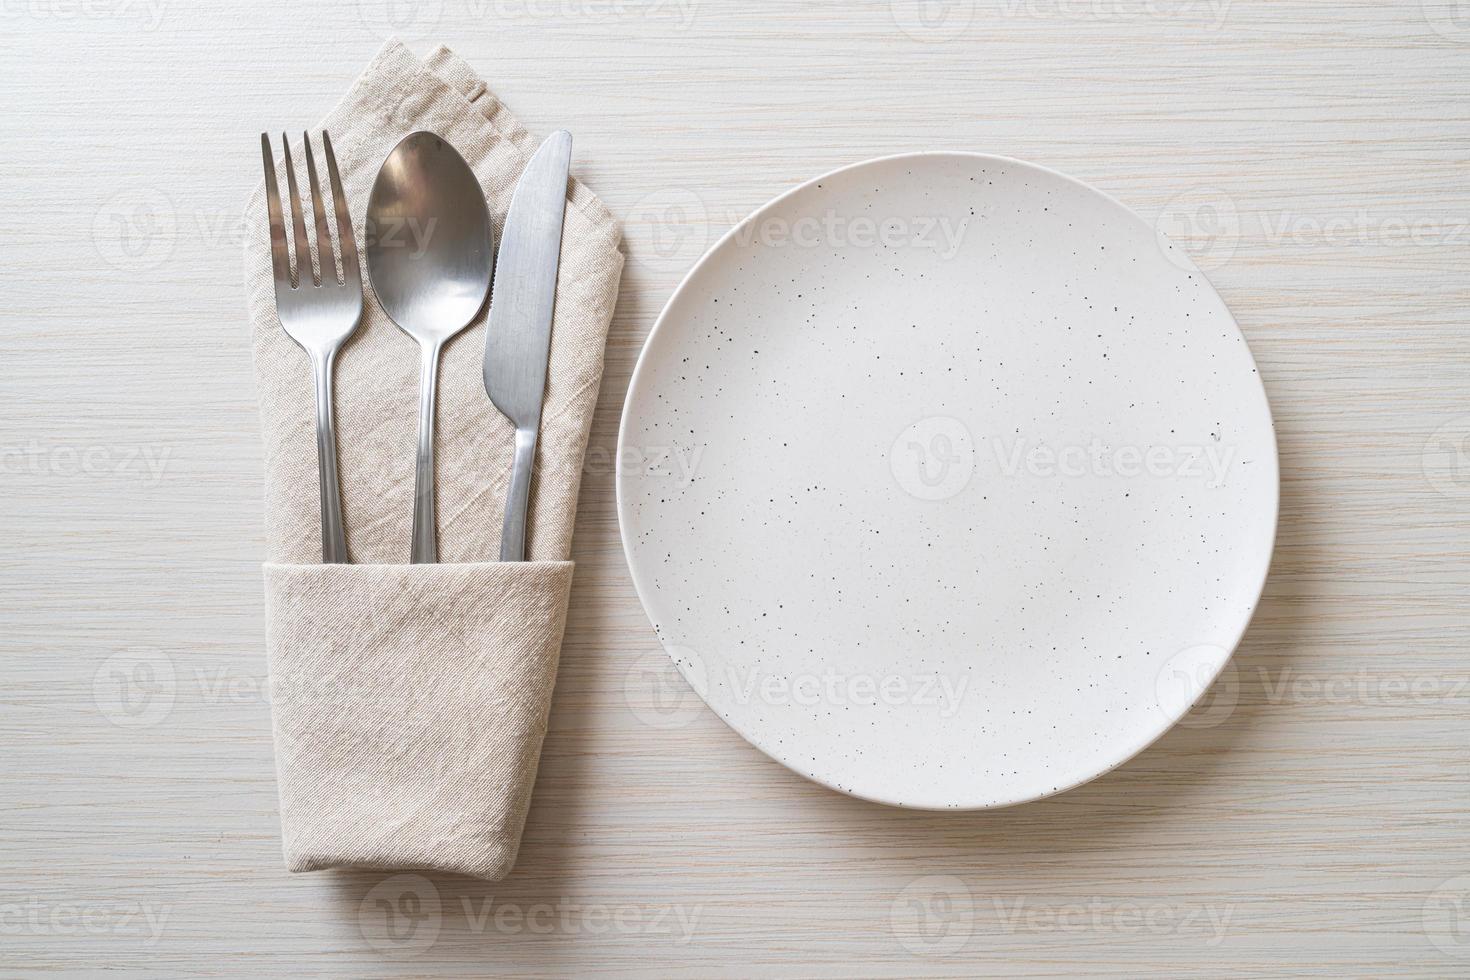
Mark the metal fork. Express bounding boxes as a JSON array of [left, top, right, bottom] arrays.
[[260, 131, 363, 563]]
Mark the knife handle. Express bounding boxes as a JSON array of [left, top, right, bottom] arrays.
[[500, 426, 538, 562]]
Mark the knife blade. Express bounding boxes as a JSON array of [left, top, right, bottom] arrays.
[[483, 130, 573, 561]]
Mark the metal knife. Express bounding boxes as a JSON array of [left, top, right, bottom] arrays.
[[483, 130, 573, 561]]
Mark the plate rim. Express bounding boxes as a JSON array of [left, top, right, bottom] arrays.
[[615, 149, 1280, 810]]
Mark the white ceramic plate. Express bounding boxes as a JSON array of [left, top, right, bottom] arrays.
[[617, 153, 1277, 809]]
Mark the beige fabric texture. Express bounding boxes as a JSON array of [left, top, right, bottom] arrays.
[[244, 41, 623, 880], [263, 561, 573, 880]]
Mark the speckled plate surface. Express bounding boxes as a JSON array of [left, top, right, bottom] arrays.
[[616, 152, 1278, 809]]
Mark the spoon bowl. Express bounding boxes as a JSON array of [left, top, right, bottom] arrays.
[[366, 131, 494, 563]]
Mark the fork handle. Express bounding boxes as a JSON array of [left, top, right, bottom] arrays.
[[311, 351, 349, 564], [410, 340, 442, 565]]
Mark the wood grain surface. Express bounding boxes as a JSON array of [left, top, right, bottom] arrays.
[[3, 1, 1469, 975]]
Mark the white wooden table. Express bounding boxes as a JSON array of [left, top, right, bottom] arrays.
[[4, 2, 1470, 975]]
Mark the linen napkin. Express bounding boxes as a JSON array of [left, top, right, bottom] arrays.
[[243, 41, 622, 879]]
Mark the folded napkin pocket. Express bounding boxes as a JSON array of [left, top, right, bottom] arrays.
[[264, 560, 574, 880]]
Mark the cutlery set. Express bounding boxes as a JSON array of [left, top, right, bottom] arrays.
[[259, 129, 572, 564]]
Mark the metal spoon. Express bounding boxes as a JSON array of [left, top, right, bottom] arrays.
[[365, 131, 493, 563]]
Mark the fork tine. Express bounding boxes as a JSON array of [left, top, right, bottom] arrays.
[[260, 134, 291, 287], [321, 131, 360, 287], [302, 131, 338, 285], [281, 132, 315, 287]]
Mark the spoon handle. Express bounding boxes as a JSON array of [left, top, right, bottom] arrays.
[[410, 340, 442, 564]]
